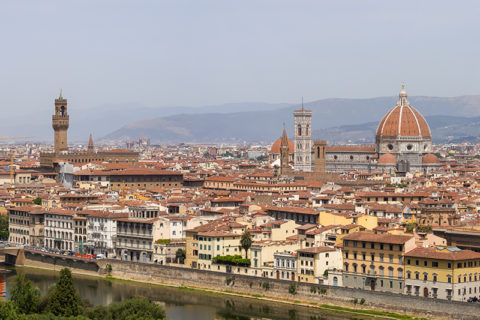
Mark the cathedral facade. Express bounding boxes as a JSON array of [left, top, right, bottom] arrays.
[[271, 86, 442, 174]]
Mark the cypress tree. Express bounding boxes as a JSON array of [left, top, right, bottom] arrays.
[[46, 268, 82, 317]]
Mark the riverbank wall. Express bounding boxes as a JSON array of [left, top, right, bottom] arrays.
[[22, 252, 479, 320]]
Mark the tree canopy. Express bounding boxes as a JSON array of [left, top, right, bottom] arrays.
[[1, 269, 166, 319], [0, 214, 9, 241], [46, 268, 82, 317], [240, 232, 253, 258], [10, 273, 41, 314]]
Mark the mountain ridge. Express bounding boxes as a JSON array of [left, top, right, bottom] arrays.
[[102, 95, 480, 144]]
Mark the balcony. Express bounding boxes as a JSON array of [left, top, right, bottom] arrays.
[[117, 230, 153, 239]]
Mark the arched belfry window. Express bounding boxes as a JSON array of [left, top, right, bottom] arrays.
[[297, 124, 302, 136], [60, 106, 65, 116], [306, 125, 309, 136]]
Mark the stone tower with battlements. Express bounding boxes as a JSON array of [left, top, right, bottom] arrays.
[[52, 90, 69, 154], [294, 106, 312, 172]]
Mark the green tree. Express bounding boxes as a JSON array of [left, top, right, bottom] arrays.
[[0, 214, 9, 241], [175, 249, 186, 264], [240, 232, 253, 259], [85, 297, 166, 320], [10, 273, 41, 314], [32, 197, 42, 205], [0, 300, 19, 320], [46, 268, 82, 317]]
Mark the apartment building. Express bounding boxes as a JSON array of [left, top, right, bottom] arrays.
[[44, 209, 76, 251], [85, 210, 128, 258], [342, 232, 415, 293], [8, 206, 44, 246], [297, 246, 342, 284], [115, 206, 161, 263], [404, 246, 480, 301]]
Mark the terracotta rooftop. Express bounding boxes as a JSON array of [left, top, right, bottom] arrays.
[[405, 247, 480, 261], [343, 231, 413, 244]]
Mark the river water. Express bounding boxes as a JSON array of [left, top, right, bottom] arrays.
[[4, 267, 368, 320]]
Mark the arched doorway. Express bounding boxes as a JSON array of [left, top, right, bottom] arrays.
[[423, 287, 429, 297], [333, 277, 338, 286]]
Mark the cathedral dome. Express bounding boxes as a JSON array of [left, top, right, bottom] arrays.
[[378, 153, 397, 164], [422, 153, 440, 164], [270, 137, 294, 154], [376, 86, 431, 138]]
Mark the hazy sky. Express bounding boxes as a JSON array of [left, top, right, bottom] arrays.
[[1, 0, 479, 112]]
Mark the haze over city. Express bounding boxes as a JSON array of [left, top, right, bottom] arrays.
[[2, 0, 480, 111]]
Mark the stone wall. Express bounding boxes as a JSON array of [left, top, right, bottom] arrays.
[[18, 253, 480, 320], [24, 251, 99, 273], [97, 259, 480, 320]]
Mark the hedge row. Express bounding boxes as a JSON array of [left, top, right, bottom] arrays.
[[212, 255, 251, 266]]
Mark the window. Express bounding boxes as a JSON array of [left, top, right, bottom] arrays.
[[423, 273, 428, 281], [379, 253, 384, 262], [432, 261, 439, 268], [433, 274, 437, 282], [345, 251, 349, 259], [389, 255, 394, 263], [407, 259, 411, 265], [424, 260, 427, 267], [389, 244, 393, 251]]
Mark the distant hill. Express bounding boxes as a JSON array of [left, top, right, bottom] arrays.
[[102, 95, 480, 144], [313, 116, 480, 144]]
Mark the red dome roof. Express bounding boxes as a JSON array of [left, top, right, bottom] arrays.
[[378, 153, 397, 164], [270, 137, 294, 154], [376, 87, 431, 138], [422, 153, 440, 164]]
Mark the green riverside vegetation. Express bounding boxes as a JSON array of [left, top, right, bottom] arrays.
[[212, 254, 250, 266], [0, 268, 166, 320]]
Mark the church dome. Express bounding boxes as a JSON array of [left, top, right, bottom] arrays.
[[422, 153, 440, 164], [270, 137, 294, 154], [378, 153, 397, 164], [376, 86, 431, 138]]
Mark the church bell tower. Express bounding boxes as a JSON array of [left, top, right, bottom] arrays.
[[52, 90, 69, 154]]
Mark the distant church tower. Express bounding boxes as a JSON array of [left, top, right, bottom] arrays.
[[280, 126, 290, 175], [294, 102, 312, 172], [52, 90, 69, 154], [88, 134, 94, 153]]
